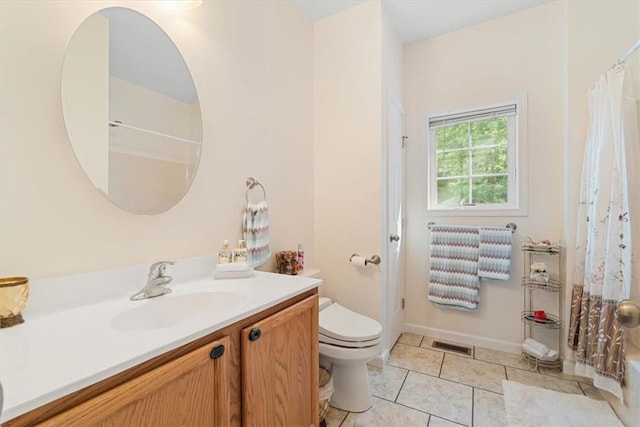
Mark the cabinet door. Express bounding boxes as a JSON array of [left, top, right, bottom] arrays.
[[41, 336, 232, 427], [241, 295, 319, 427]]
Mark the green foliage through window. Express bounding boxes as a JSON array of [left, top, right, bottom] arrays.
[[433, 116, 509, 206]]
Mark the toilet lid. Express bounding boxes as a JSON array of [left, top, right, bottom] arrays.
[[319, 332, 381, 348], [319, 303, 382, 343]]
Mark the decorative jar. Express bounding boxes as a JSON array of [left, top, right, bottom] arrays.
[[0, 277, 29, 328]]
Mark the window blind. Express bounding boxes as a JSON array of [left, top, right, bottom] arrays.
[[429, 104, 516, 129]]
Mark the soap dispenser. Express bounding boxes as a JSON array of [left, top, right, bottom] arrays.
[[297, 243, 305, 271], [233, 239, 248, 263], [218, 240, 231, 264]]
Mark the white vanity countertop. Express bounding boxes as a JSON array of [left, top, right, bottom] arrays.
[[0, 265, 321, 423]]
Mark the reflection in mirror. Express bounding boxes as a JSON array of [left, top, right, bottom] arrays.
[[61, 7, 202, 215]]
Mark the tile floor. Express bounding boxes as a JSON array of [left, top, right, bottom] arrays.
[[324, 333, 610, 427]]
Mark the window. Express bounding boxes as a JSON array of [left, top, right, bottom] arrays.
[[427, 100, 526, 215]]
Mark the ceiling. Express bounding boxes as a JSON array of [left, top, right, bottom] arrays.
[[101, 7, 198, 104], [98, 1, 552, 104], [297, 0, 551, 44]]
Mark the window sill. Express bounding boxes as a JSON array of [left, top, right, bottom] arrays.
[[426, 206, 528, 217]]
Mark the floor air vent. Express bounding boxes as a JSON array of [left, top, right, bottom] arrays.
[[432, 340, 472, 356]]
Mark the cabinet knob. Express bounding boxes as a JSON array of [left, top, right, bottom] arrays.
[[248, 328, 262, 341], [210, 344, 225, 360]]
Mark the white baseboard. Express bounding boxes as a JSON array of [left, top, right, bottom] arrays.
[[563, 359, 575, 374], [368, 348, 389, 369], [404, 322, 522, 354]]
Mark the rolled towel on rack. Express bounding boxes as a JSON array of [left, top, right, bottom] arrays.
[[522, 343, 558, 361], [524, 338, 550, 356]]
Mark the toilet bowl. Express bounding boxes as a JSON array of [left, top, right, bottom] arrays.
[[299, 269, 382, 412], [318, 298, 382, 412]]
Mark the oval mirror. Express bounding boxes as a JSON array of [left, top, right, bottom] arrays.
[[61, 7, 202, 215]]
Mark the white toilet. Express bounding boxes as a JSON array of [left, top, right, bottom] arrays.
[[318, 297, 382, 412], [301, 267, 382, 412]]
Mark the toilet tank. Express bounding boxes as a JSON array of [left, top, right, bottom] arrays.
[[298, 268, 330, 309], [318, 297, 332, 311], [298, 268, 320, 278]]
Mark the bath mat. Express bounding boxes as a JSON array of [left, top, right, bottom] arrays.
[[502, 380, 623, 427]]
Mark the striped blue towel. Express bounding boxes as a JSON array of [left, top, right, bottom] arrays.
[[243, 201, 271, 268], [478, 227, 512, 280], [428, 225, 480, 311]]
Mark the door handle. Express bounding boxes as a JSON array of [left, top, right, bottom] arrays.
[[616, 299, 640, 329], [390, 234, 400, 242]]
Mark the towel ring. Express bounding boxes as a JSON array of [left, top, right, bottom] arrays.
[[245, 177, 266, 203]]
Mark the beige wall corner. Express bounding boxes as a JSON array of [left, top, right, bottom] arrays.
[[313, 0, 383, 323]]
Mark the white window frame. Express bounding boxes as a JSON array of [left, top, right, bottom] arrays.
[[426, 94, 528, 217]]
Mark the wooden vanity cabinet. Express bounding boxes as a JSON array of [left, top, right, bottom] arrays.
[[3, 289, 318, 427], [40, 337, 232, 427], [242, 294, 319, 427]]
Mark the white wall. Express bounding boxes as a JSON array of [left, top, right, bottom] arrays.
[[313, 0, 383, 324], [60, 12, 110, 193], [108, 152, 188, 215], [109, 75, 202, 150], [403, 2, 639, 419], [382, 11, 403, 105], [313, 0, 404, 361], [563, 0, 640, 350], [403, 2, 564, 350], [562, 1, 640, 424], [0, 0, 314, 278]]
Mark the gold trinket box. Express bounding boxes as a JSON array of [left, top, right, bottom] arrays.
[[0, 277, 29, 328]]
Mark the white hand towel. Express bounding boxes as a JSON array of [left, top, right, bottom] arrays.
[[214, 262, 254, 279], [524, 338, 550, 356], [216, 262, 250, 272], [213, 270, 255, 280]]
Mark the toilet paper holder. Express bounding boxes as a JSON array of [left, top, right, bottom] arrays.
[[350, 254, 381, 266]]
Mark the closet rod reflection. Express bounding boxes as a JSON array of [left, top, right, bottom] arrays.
[[108, 121, 201, 145]]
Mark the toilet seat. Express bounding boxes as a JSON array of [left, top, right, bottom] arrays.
[[319, 303, 382, 347], [319, 333, 380, 348]]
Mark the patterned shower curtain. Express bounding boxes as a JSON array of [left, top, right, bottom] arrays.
[[567, 66, 638, 399]]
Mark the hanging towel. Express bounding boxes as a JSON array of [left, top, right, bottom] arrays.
[[242, 201, 270, 268], [428, 225, 480, 311], [477, 227, 513, 280]]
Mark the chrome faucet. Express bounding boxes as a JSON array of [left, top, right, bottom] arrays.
[[130, 261, 175, 301]]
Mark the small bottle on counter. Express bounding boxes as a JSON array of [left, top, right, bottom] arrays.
[[233, 239, 248, 263], [297, 243, 305, 271], [218, 240, 231, 264]]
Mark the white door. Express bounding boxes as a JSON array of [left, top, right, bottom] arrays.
[[387, 98, 405, 349]]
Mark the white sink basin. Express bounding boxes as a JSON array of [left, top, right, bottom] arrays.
[[111, 291, 242, 331]]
